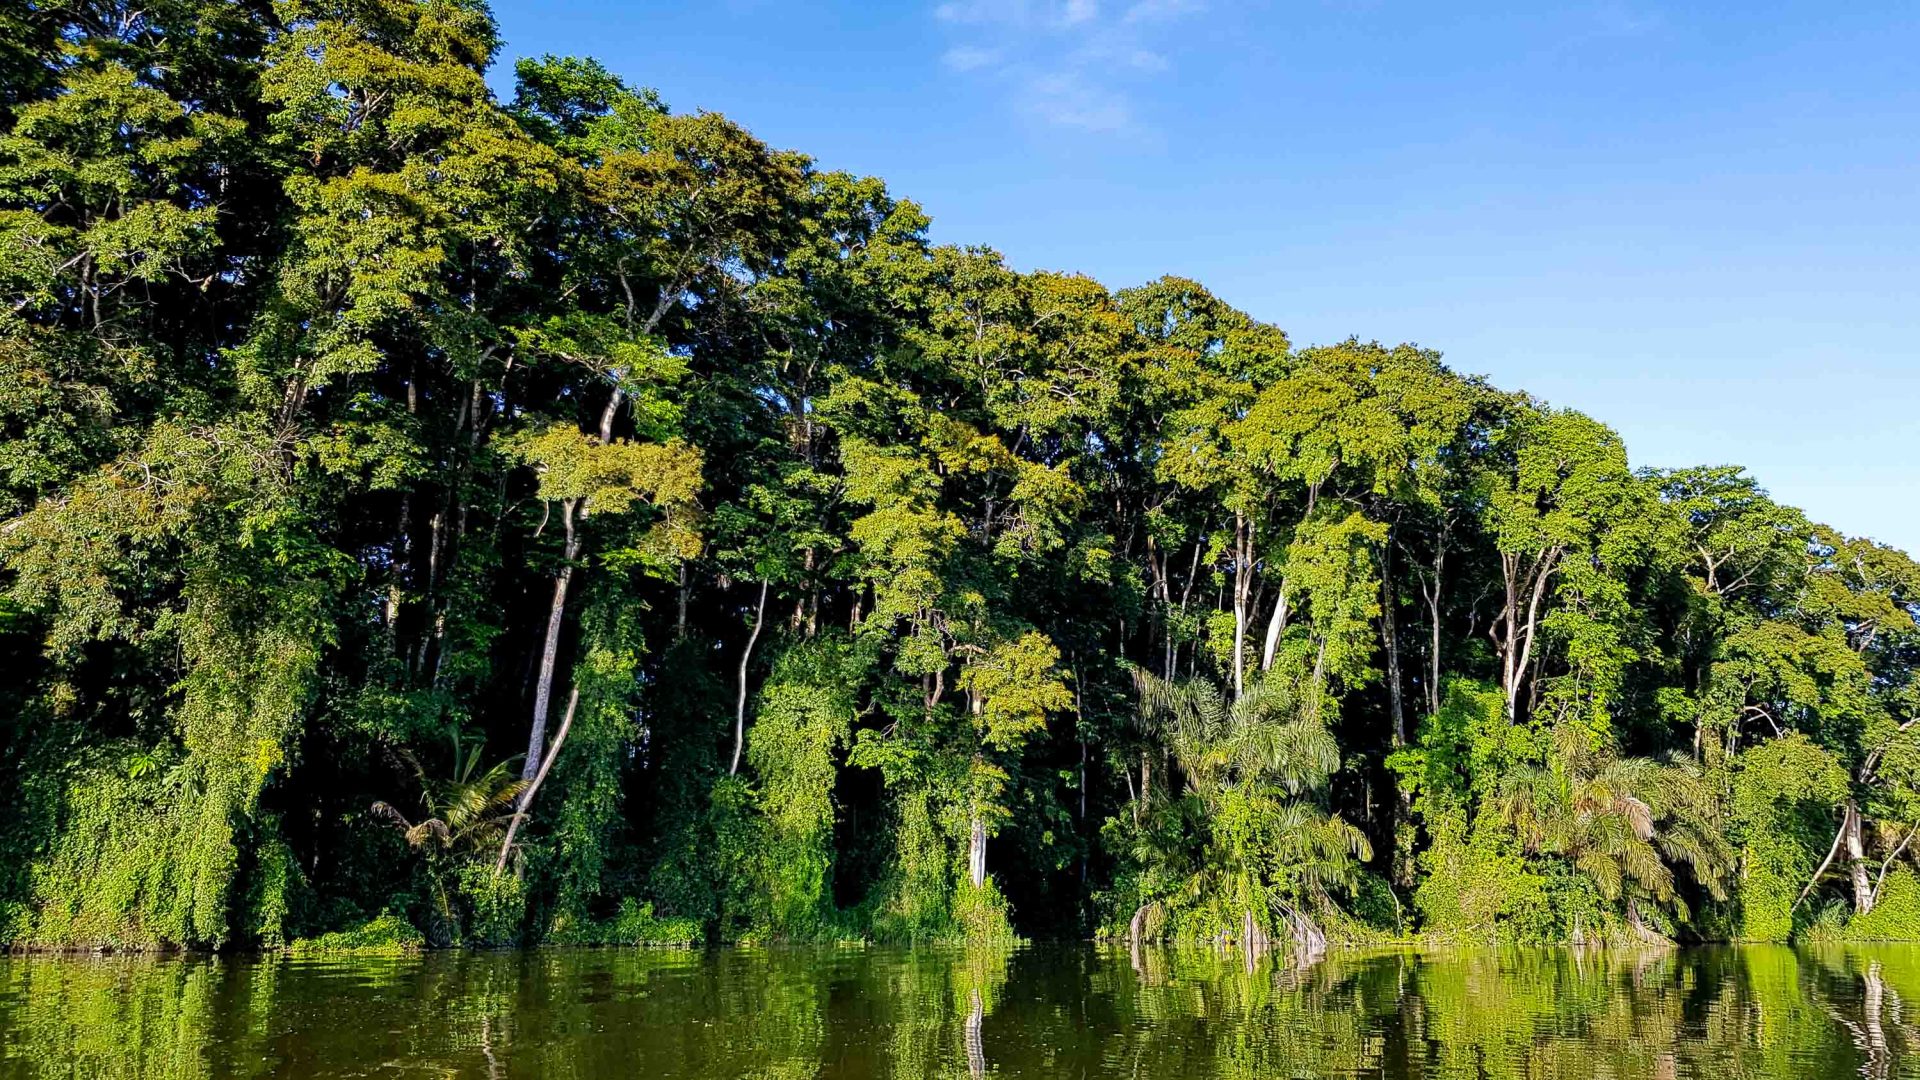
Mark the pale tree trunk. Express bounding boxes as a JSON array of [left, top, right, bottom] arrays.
[[1379, 535, 1405, 745], [1279, 902, 1327, 958], [385, 492, 412, 653], [1259, 578, 1290, 673], [1500, 554, 1519, 713], [1129, 903, 1153, 948], [729, 579, 769, 776], [968, 813, 987, 888], [520, 358, 622, 790], [801, 548, 818, 637], [1797, 807, 1854, 914], [1846, 799, 1876, 915], [1421, 540, 1446, 718], [597, 386, 622, 444], [1146, 537, 1175, 681], [1241, 908, 1270, 971], [523, 500, 581, 794], [1498, 546, 1560, 720], [1258, 497, 1349, 675], [1378, 534, 1415, 886], [969, 687, 988, 888], [1231, 512, 1251, 698], [675, 563, 689, 637], [497, 686, 579, 874]]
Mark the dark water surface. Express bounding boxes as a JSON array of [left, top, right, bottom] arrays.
[[3, 944, 1919, 1078]]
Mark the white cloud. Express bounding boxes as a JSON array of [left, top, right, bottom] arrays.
[[1060, 0, 1099, 26], [942, 45, 1003, 71], [936, 0, 1112, 28], [1026, 71, 1132, 131], [931, 0, 1205, 135], [933, 1, 1014, 25], [1121, 0, 1204, 23]]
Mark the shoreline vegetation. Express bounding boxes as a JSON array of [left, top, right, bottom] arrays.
[[2, 1, 1918, 961]]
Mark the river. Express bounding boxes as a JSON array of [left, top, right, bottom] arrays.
[[2, 944, 1918, 1077]]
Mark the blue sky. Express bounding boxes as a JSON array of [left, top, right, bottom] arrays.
[[487, 1, 1920, 550]]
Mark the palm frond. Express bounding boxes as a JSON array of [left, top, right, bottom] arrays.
[[369, 800, 413, 832]]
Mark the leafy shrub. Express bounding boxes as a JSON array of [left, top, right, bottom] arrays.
[[457, 862, 526, 947], [549, 898, 702, 946], [1337, 871, 1409, 940], [1843, 868, 1920, 941], [1730, 735, 1848, 941], [1412, 808, 1543, 943], [286, 913, 424, 956], [951, 879, 1019, 944]]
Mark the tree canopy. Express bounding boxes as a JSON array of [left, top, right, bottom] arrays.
[[2, 0, 1916, 952]]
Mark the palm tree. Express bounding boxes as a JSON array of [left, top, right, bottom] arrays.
[[371, 728, 528, 854], [371, 728, 527, 941], [1131, 665, 1370, 954], [1495, 724, 1731, 940], [1133, 665, 1341, 801]]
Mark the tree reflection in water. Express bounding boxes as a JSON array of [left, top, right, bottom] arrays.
[[1, 945, 1918, 1078]]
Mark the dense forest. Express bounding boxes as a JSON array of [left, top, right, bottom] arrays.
[[2, 0, 1917, 954]]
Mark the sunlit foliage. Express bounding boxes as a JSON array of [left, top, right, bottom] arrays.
[[0, 0, 1915, 952]]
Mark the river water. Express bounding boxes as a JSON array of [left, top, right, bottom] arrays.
[[2, 944, 1918, 1078]]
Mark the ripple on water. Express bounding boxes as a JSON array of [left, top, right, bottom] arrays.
[[1, 944, 1918, 1078]]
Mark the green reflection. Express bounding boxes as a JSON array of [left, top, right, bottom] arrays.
[[2, 945, 1918, 1079]]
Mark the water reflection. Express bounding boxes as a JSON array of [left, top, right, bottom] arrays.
[[0, 944, 1916, 1078]]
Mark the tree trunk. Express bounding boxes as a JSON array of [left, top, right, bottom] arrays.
[[1846, 799, 1876, 915], [1796, 807, 1855, 914], [1499, 547, 1559, 720], [1242, 908, 1269, 970], [1379, 537, 1405, 745], [675, 562, 689, 637], [1280, 902, 1327, 958], [522, 501, 579, 793], [1500, 554, 1522, 717], [497, 686, 579, 874], [1259, 578, 1290, 673], [1129, 903, 1153, 948], [969, 813, 987, 888], [801, 548, 818, 637], [1423, 542, 1446, 717], [1231, 512, 1249, 698], [597, 386, 623, 444], [729, 579, 769, 776], [385, 492, 411, 653]]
